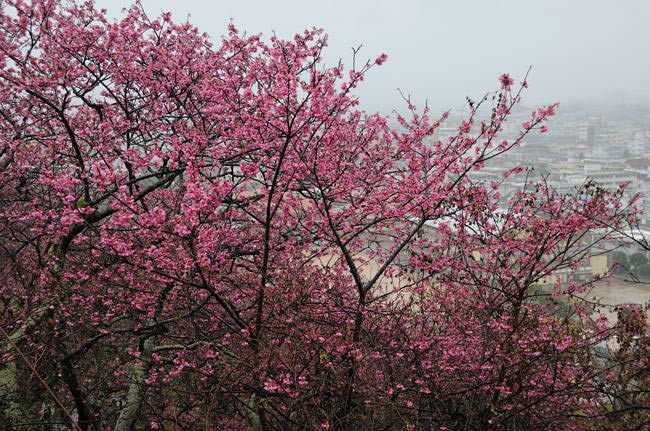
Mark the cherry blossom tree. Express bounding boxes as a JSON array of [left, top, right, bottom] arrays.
[[0, 1, 640, 430]]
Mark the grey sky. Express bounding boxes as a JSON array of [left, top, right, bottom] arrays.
[[95, 0, 650, 113]]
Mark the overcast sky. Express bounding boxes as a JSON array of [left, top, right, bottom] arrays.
[[95, 0, 650, 113]]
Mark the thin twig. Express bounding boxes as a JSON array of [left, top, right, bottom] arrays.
[[0, 324, 83, 431]]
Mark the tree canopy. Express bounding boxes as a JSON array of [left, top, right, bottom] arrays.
[[0, 1, 647, 430]]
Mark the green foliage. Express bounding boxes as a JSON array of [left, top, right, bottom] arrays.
[[636, 263, 650, 277], [629, 252, 648, 268], [611, 251, 629, 274]]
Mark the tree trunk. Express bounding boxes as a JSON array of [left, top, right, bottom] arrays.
[[114, 338, 153, 431]]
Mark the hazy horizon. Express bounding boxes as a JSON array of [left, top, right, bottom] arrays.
[[95, 0, 650, 114]]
